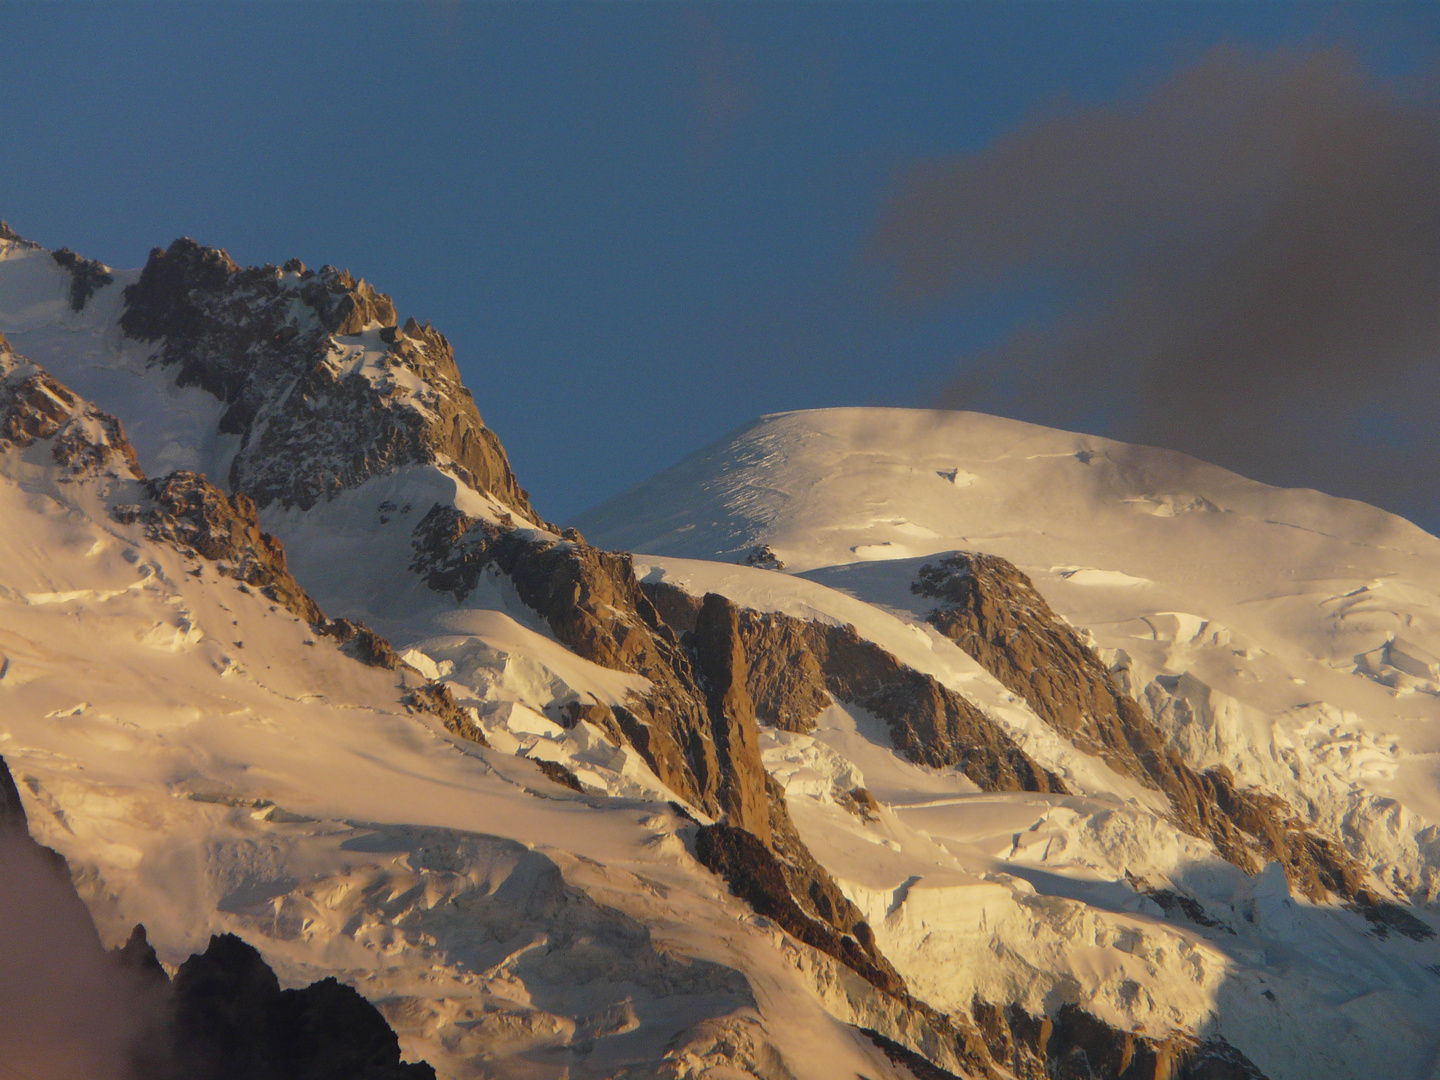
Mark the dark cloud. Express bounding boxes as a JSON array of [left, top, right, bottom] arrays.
[[874, 46, 1440, 532]]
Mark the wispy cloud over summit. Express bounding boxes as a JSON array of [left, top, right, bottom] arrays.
[[875, 45, 1440, 528]]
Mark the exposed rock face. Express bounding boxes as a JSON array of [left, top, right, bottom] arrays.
[[51, 247, 114, 311], [117, 470, 324, 624], [693, 822, 904, 995], [915, 553, 1153, 770], [0, 335, 142, 479], [744, 544, 785, 571], [690, 594, 776, 844], [911, 552, 1381, 903], [407, 505, 903, 984], [410, 505, 751, 829], [970, 1000, 1267, 1080], [118, 238, 540, 520], [0, 220, 42, 251], [645, 580, 1064, 793], [726, 610, 832, 734]]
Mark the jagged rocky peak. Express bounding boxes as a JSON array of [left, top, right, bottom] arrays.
[[0, 338, 142, 480], [117, 236, 541, 522], [0, 220, 42, 251]]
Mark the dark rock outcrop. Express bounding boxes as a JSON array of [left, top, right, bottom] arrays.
[[971, 1000, 1267, 1080], [645, 579, 1064, 793], [0, 336, 142, 478], [0, 220, 41, 250], [693, 822, 905, 996], [52, 247, 114, 311], [533, 758, 584, 791], [744, 544, 785, 571], [117, 238, 540, 520], [117, 470, 324, 624], [158, 933, 435, 1080], [911, 551, 1383, 904]]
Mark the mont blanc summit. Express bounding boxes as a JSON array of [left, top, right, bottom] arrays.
[[2, 224, 1437, 1080]]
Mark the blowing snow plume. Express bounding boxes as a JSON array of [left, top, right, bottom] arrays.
[[874, 45, 1440, 532]]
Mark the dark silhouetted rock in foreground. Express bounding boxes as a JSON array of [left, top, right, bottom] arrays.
[[161, 933, 435, 1080], [1, 755, 434, 1080]]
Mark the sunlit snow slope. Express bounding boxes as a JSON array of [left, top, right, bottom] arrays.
[[575, 408, 1440, 897], [0, 238, 918, 1080], [577, 407, 1440, 1079]]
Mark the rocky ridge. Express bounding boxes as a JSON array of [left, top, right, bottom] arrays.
[[117, 238, 540, 520], [909, 551, 1418, 918], [399, 505, 1276, 1080], [647, 580, 1064, 792], [0, 331, 142, 479], [1, 223, 1294, 1078], [0, 344, 476, 747], [405, 505, 905, 982]]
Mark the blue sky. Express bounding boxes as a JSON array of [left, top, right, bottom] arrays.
[[2, 2, 1437, 526]]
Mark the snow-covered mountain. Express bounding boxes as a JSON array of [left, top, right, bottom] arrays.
[[577, 407, 1440, 1075], [2, 222, 1436, 1080]]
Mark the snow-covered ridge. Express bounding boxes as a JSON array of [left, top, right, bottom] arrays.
[[577, 412, 1440, 1078], [575, 408, 1440, 900]]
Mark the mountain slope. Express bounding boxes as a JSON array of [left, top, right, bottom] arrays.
[[3, 223, 1427, 1080], [0, 309, 916, 1077], [575, 408, 1440, 899], [576, 407, 1440, 1078]]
